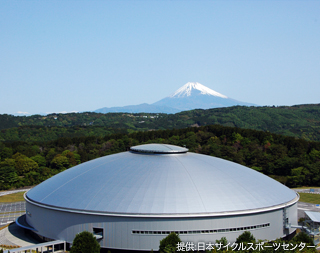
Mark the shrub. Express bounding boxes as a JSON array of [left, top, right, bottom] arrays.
[[235, 231, 256, 244], [292, 231, 314, 246], [159, 232, 181, 253], [70, 231, 100, 253]]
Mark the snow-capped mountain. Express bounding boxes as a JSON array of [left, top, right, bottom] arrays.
[[170, 82, 228, 98], [95, 82, 256, 114], [152, 82, 255, 111]]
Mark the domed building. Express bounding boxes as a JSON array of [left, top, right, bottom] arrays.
[[22, 144, 298, 251]]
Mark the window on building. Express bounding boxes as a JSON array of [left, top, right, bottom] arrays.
[[93, 228, 104, 239]]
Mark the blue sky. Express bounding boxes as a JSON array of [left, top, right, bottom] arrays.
[[1, 0, 319, 115]]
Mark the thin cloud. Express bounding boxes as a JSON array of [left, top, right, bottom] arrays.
[[17, 111, 29, 115]]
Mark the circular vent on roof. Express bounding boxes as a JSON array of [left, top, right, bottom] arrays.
[[130, 144, 188, 154]]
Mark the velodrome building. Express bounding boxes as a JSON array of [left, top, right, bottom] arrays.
[[21, 144, 299, 251]]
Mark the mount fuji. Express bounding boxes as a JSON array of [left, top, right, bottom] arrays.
[[152, 82, 255, 111], [95, 82, 256, 114]]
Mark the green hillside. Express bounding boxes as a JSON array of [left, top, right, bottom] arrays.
[[0, 125, 320, 190], [1, 104, 320, 142]]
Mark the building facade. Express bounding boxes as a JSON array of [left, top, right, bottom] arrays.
[[23, 144, 299, 251]]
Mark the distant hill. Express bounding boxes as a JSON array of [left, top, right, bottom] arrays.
[[94, 82, 256, 113], [1, 104, 320, 142], [95, 103, 180, 114]]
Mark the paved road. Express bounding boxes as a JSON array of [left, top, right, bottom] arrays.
[[0, 188, 31, 197], [297, 202, 320, 219], [295, 188, 320, 194], [294, 189, 320, 219]]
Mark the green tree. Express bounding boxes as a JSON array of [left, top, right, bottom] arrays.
[[215, 236, 228, 248], [24, 171, 41, 185], [46, 148, 57, 163], [13, 153, 39, 175], [232, 132, 244, 143], [287, 166, 311, 187], [0, 158, 16, 168], [0, 165, 19, 189], [31, 154, 46, 167], [309, 149, 320, 162], [51, 155, 69, 171], [159, 232, 181, 253], [65, 151, 81, 166], [70, 231, 100, 253], [291, 231, 314, 246], [0, 166, 19, 183], [235, 231, 256, 244], [0, 147, 13, 160]]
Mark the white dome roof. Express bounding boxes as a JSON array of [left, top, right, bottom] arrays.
[[26, 144, 297, 216]]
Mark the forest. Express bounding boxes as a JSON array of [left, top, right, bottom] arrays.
[[1, 103, 320, 142], [0, 124, 320, 190]]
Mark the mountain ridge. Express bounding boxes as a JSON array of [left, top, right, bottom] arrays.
[[152, 82, 256, 111], [95, 103, 180, 114], [95, 82, 255, 113]]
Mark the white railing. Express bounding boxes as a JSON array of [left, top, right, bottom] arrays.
[[3, 240, 66, 253]]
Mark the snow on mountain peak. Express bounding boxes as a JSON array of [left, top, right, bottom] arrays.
[[169, 82, 228, 98]]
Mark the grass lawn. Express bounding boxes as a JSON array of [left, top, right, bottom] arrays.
[[0, 191, 26, 203], [298, 192, 320, 204]]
